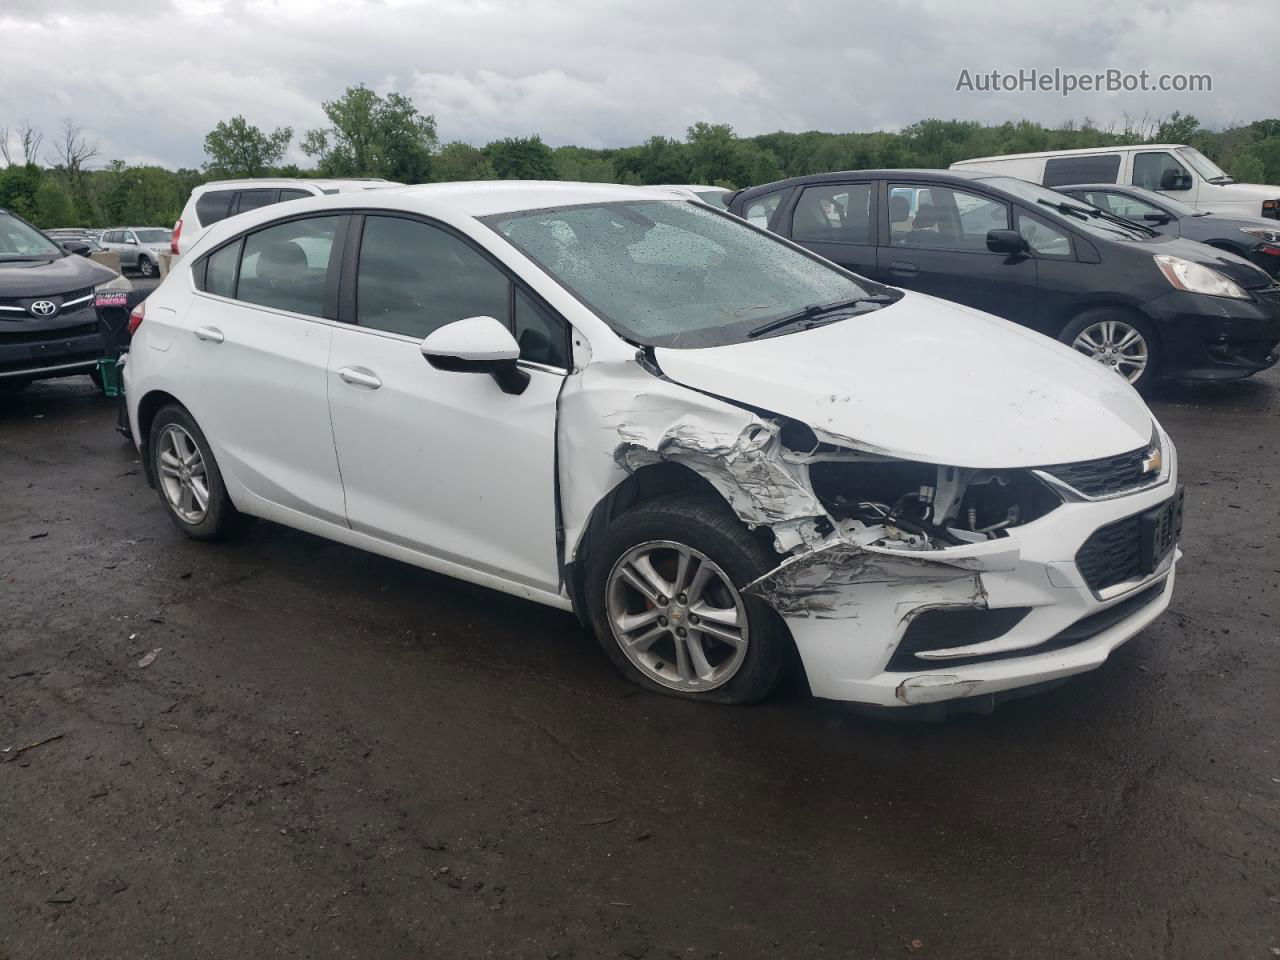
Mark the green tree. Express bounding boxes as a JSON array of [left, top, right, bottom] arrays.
[[484, 136, 557, 179], [1157, 112, 1201, 144], [33, 179, 74, 227], [303, 85, 437, 182], [203, 116, 292, 177], [0, 164, 42, 220], [433, 141, 493, 181]]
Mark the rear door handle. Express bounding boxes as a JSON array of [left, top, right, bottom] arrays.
[[338, 366, 382, 389], [887, 260, 919, 277], [193, 326, 224, 343]]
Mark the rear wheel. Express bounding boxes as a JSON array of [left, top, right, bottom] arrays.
[[585, 493, 789, 704], [148, 404, 246, 540], [1059, 308, 1161, 391]]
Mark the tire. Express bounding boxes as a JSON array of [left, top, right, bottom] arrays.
[[148, 404, 246, 540], [1058, 308, 1161, 392], [137, 256, 155, 278], [88, 367, 104, 390], [585, 492, 789, 704]]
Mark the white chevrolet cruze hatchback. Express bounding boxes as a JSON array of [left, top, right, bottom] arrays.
[[123, 182, 1183, 710]]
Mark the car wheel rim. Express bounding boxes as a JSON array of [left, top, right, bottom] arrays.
[[140, 260, 153, 276], [156, 424, 210, 524], [606, 540, 748, 693], [1071, 319, 1148, 383]]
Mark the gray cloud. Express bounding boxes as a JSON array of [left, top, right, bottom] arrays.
[[0, 0, 1275, 169]]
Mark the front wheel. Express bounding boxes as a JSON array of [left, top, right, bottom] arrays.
[[585, 493, 789, 704], [1059, 309, 1161, 392], [137, 256, 156, 278]]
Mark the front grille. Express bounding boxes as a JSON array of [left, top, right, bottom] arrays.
[[1076, 490, 1183, 593], [1076, 516, 1144, 592], [0, 322, 99, 345], [1040, 445, 1152, 498], [0, 285, 95, 318]]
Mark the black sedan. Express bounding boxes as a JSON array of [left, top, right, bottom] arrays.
[[725, 170, 1280, 390], [1, 207, 126, 391], [1058, 183, 1280, 277]]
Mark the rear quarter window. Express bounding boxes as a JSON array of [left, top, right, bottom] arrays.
[[1044, 154, 1122, 187], [195, 190, 235, 227]]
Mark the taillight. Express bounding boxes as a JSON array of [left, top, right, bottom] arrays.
[[127, 301, 145, 335], [171, 219, 182, 255]]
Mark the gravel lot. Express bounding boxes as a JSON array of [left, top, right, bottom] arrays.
[[1, 368, 1278, 959]]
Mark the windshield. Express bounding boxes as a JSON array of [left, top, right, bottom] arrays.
[[135, 229, 172, 243], [982, 177, 1156, 241], [0, 212, 63, 259], [1121, 186, 1201, 217], [1178, 147, 1231, 182], [487, 200, 882, 348]]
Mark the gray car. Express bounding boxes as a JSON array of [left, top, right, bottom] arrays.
[[1059, 184, 1280, 277], [99, 227, 172, 278]]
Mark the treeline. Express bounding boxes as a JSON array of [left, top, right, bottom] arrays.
[[4, 85, 1280, 230]]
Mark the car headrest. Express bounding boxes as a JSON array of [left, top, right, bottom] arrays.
[[889, 195, 911, 224], [256, 240, 308, 284]]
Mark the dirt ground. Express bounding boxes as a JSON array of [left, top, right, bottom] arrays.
[[2, 369, 1278, 960]]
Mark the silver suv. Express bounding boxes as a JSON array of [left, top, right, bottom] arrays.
[[99, 227, 172, 277]]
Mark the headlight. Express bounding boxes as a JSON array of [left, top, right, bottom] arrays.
[[1241, 226, 1280, 244], [1153, 254, 1248, 300], [94, 274, 133, 293]]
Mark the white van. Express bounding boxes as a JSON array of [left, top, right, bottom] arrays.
[[951, 145, 1279, 221], [171, 178, 403, 258]]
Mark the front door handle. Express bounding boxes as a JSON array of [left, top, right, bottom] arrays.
[[193, 326, 224, 343], [338, 366, 382, 389], [887, 260, 919, 277]]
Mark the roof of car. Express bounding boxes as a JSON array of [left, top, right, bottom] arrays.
[[196, 177, 404, 190], [954, 144, 1187, 164], [731, 168, 996, 202], [1053, 183, 1143, 192], [363, 180, 689, 216]]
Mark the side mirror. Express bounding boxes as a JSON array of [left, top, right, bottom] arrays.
[[62, 240, 92, 257], [1160, 170, 1193, 191], [987, 229, 1029, 256], [1143, 212, 1172, 224], [420, 315, 529, 395]]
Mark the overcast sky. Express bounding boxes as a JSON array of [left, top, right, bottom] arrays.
[[2, 0, 1276, 170]]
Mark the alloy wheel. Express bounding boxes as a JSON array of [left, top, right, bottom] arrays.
[[1071, 319, 1148, 383], [605, 540, 748, 692], [156, 424, 210, 524], [139, 257, 155, 277]]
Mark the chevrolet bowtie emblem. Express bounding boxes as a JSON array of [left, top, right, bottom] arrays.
[[1142, 448, 1162, 474]]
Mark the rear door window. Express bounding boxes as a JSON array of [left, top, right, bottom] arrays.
[[234, 189, 278, 216], [236, 216, 339, 317], [791, 183, 873, 244]]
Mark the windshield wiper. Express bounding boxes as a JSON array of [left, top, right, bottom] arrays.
[[1036, 199, 1158, 236], [747, 295, 895, 338]]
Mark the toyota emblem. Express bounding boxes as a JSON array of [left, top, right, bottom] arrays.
[[30, 299, 58, 317]]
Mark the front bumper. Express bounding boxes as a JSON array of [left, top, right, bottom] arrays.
[[1145, 287, 1280, 380], [775, 446, 1181, 708], [0, 305, 103, 381]]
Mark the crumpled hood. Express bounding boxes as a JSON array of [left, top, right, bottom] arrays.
[[0, 254, 118, 297], [654, 291, 1155, 469]]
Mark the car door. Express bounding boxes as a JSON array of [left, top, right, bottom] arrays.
[[878, 181, 1037, 319], [326, 213, 566, 593], [1131, 150, 1199, 207], [781, 181, 878, 279], [123, 231, 143, 267], [180, 213, 349, 525]]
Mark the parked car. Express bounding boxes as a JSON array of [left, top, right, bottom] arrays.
[[99, 227, 173, 277], [171, 178, 403, 258], [658, 185, 731, 208], [950, 144, 1280, 221], [123, 182, 1182, 712], [725, 170, 1280, 389], [0, 207, 132, 390], [1056, 183, 1280, 277]]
